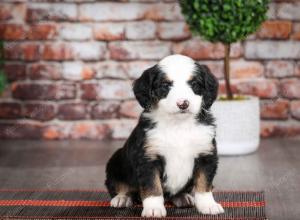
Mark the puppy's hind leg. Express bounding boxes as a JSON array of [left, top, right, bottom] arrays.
[[172, 193, 194, 208], [110, 183, 133, 208]]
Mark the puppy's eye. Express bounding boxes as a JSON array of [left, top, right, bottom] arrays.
[[189, 79, 202, 94]]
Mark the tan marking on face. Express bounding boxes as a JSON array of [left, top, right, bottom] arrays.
[[188, 74, 195, 81], [140, 170, 163, 200]]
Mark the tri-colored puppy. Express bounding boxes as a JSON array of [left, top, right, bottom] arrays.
[[105, 54, 224, 217]]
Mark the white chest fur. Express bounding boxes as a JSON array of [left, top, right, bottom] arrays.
[[145, 113, 215, 195]]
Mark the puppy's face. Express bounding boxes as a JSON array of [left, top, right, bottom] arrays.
[[133, 55, 218, 115]]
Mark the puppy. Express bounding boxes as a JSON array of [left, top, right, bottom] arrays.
[[105, 54, 224, 217]]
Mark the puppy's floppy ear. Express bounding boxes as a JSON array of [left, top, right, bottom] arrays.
[[133, 65, 158, 110], [196, 64, 219, 109]]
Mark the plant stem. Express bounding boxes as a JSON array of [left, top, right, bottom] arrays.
[[224, 43, 233, 100]]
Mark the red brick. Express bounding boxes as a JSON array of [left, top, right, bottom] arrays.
[[4, 63, 26, 81], [4, 43, 40, 61], [58, 103, 88, 120], [62, 62, 95, 81], [43, 122, 111, 140], [42, 43, 74, 61], [143, 3, 183, 21], [107, 119, 137, 139], [125, 21, 156, 40], [42, 124, 68, 140], [28, 63, 61, 80], [0, 122, 43, 139], [109, 41, 170, 60], [0, 103, 22, 119], [93, 23, 125, 41], [71, 42, 106, 61], [79, 3, 182, 21], [235, 79, 279, 98], [245, 41, 300, 59], [69, 122, 111, 139], [265, 61, 294, 78], [257, 21, 292, 39], [22, 43, 40, 61], [0, 4, 11, 21], [119, 100, 142, 118], [277, 2, 300, 20], [280, 78, 300, 98], [27, 23, 57, 40], [81, 83, 98, 100], [0, 24, 26, 40], [291, 101, 300, 120], [218, 80, 238, 95], [0, 3, 26, 22], [173, 39, 242, 60], [267, 3, 276, 19], [91, 101, 120, 119], [230, 60, 264, 79], [95, 62, 127, 79], [98, 80, 134, 100], [23, 103, 56, 121], [0, 87, 12, 100], [81, 66, 94, 80], [261, 121, 300, 138], [12, 83, 76, 100], [157, 22, 191, 40], [79, 3, 145, 21], [56, 83, 77, 100], [260, 99, 290, 120], [4, 43, 22, 60], [12, 83, 56, 100], [198, 61, 223, 79], [291, 23, 300, 40], [125, 61, 156, 79], [60, 24, 92, 40], [81, 80, 133, 100], [27, 3, 77, 22]]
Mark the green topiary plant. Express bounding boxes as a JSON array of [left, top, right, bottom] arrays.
[[0, 41, 7, 95], [180, 0, 269, 100]]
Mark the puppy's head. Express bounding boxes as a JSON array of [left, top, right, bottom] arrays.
[[133, 54, 218, 115]]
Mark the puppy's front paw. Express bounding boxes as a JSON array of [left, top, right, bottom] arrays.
[[110, 195, 133, 208], [195, 192, 224, 215], [196, 201, 224, 215], [142, 196, 166, 217]]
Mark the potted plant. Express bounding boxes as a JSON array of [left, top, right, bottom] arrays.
[[0, 41, 6, 95], [180, 0, 269, 155]]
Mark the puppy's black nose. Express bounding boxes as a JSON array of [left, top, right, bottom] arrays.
[[177, 100, 189, 110]]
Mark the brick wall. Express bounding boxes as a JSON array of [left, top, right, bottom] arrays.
[[0, 0, 299, 139]]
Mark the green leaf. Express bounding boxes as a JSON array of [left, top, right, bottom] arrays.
[[179, 0, 269, 44]]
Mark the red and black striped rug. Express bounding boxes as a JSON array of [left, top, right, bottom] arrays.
[[0, 189, 266, 219]]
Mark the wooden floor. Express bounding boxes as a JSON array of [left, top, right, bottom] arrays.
[[0, 138, 299, 220]]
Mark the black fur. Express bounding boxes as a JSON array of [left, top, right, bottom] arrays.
[[105, 62, 219, 202], [133, 65, 173, 111], [188, 63, 219, 110]]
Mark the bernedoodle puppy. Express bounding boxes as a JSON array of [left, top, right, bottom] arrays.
[[105, 54, 224, 217]]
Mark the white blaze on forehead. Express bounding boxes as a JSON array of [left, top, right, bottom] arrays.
[[158, 54, 195, 82]]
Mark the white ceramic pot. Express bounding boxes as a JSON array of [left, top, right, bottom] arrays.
[[211, 96, 260, 155]]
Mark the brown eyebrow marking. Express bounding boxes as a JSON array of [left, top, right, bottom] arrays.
[[188, 74, 196, 81]]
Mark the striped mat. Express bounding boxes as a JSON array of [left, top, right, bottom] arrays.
[[0, 189, 267, 220]]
